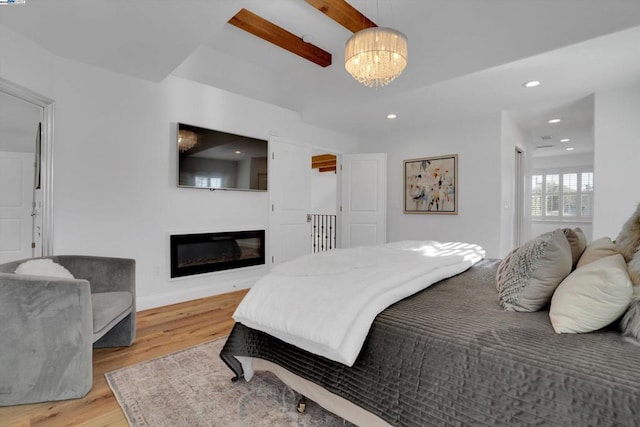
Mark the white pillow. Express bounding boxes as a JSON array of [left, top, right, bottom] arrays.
[[549, 254, 632, 334], [576, 237, 619, 269], [14, 258, 75, 279]]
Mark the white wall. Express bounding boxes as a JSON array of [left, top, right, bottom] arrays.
[[0, 26, 358, 310], [593, 82, 640, 240], [361, 113, 503, 258], [311, 169, 337, 215], [532, 153, 593, 170], [0, 94, 43, 153]]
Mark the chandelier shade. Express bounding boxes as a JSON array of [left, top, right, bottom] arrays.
[[178, 129, 198, 152], [344, 27, 408, 88]]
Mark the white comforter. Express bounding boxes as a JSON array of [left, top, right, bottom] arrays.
[[233, 240, 485, 366]]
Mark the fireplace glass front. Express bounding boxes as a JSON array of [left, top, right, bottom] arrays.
[[170, 230, 265, 278]]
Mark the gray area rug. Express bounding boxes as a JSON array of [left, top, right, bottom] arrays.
[[105, 338, 350, 426]]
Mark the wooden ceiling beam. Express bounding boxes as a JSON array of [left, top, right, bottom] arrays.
[[319, 166, 337, 173], [312, 154, 336, 163], [312, 154, 336, 170], [305, 0, 377, 33], [228, 8, 332, 68], [312, 160, 336, 169]]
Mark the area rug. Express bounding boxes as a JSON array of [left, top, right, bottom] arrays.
[[105, 337, 350, 426]]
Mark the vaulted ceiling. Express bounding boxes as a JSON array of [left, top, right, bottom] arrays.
[[2, 0, 640, 157]]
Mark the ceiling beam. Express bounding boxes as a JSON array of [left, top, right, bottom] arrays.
[[319, 166, 337, 173], [312, 154, 336, 163], [312, 154, 337, 172], [228, 8, 332, 68], [305, 0, 377, 33], [313, 160, 336, 169]]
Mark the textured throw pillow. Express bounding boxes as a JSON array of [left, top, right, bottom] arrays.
[[616, 202, 640, 262], [576, 237, 620, 269], [14, 258, 74, 279], [550, 254, 633, 333], [496, 229, 572, 312], [563, 227, 587, 269]]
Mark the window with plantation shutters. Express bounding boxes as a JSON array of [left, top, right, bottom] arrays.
[[531, 168, 593, 220]]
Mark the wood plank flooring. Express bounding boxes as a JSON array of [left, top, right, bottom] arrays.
[[0, 289, 248, 427]]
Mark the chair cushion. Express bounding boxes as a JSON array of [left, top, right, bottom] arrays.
[[91, 291, 133, 340]]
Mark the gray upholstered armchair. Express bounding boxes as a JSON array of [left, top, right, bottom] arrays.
[[0, 255, 136, 406]]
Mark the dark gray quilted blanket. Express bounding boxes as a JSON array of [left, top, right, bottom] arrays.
[[220, 259, 640, 426]]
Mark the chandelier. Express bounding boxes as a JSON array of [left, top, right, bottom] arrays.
[[345, 27, 408, 88], [178, 130, 198, 152]]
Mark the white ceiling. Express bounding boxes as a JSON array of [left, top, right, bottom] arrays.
[[2, 0, 640, 157]]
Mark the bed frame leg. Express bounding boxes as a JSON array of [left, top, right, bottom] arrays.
[[296, 396, 307, 413]]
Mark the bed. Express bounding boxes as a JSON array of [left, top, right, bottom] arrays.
[[220, 247, 640, 426]]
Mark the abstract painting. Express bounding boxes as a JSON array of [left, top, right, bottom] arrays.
[[404, 154, 458, 214]]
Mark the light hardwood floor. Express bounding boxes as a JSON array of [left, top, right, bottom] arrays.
[[0, 289, 248, 427]]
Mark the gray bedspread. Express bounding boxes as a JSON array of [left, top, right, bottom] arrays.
[[220, 259, 640, 426]]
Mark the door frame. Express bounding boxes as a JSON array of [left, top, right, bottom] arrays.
[[0, 77, 55, 256], [514, 147, 525, 248]]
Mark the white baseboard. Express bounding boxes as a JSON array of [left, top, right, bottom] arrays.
[[136, 275, 258, 311]]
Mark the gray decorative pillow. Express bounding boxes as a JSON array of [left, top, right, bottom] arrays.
[[563, 227, 587, 269], [616, 202, 640, 262], [496, 229, 573, 312]]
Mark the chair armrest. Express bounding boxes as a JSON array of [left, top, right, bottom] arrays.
[[0, 274, 93, 404], [0, 274, 92, 332], [56, 256, 135, 295]]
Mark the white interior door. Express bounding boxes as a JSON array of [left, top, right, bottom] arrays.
[[269, 138, 312, 266], [340, 153, 387, 248], [0, 151, 35, 263]]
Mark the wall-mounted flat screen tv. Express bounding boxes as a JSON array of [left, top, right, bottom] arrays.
[[177, 123, 268, 191]]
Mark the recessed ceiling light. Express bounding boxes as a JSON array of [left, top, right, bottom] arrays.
[[565, 147, 575, 151], [522, 80, 541, 88], [548, 118, 561, 124], [235, 150, 242, 154], [387, 114, 397, 119], [560, 138, 571, 142]]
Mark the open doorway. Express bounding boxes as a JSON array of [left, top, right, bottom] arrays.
[[507, 95, 594, 243], [0, 80, 54, 262], [269, 141, 387, 265], [311, 151, 338, 253], [310, 151, 388, 251]]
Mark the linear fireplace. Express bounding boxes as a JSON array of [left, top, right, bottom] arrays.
[[170, 230, 265, 278]]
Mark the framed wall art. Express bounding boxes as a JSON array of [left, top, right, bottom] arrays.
[[404, 154, 458, 214]]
